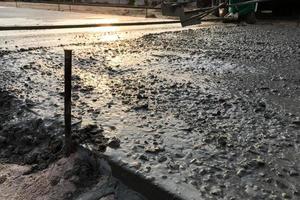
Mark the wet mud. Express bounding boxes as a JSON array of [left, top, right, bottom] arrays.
[[0, 88, 108, 169], [0, 23, 300, 199], [0, 89, 146, 200]]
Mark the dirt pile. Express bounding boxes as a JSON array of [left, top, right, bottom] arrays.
[[0, 147, 108, 200], [0, 89, 108, 199]]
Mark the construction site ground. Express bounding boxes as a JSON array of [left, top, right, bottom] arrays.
[[0, 4, 300, 200]]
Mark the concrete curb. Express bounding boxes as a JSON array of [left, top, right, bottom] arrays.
[[105, 156, 185, 200], [0, 20, 180, 31]]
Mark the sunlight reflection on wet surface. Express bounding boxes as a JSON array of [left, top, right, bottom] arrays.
[[90, 25, 120, 42]]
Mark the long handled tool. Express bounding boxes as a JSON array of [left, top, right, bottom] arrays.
[[180, 2, 227, 27]]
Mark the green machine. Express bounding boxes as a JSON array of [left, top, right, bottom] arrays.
[[226, 0, 258, 23]]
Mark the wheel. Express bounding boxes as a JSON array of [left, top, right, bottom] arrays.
[[246, 12, 257, 24]]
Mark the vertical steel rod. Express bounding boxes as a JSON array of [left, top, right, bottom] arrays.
[[64, 49, 72, 156]]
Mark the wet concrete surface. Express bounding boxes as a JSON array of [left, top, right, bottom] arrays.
[[0, 79, 145, 200], [1, 20, 300, 200]]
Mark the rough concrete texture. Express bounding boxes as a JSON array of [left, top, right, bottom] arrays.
[[1, 21, 300, 200]]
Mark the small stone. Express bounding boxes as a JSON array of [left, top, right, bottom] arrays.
[[203, 174, 212, 182], [289, 169, 299, 177], [69, 175, 80, 184], [276, 180, 288, 189], [223, 171, 230, 179], [185, 152, 193, 159], [268, 194, 278, 199], [245, 184, 256, 196], [292, 118, 300, 126], [63, 192, 73, 199], [161, 175, 168, 179], [167, 162, 179, 170], [63, 170, 73, 180], [264, 178, 272, 183], [253, 185, 258, 191], [282, 193, 290, 199], [179, 164, 186, 170], [145, 176, 155, 181], [145, 146, 163, 153], [189, 180, 197, 186], [200, 185, 208, 192], [249, 157, 265, 168], [237, 168, 247, 177], [50, 176, 60, 186], [276, 171, 284, 177], [217, 136, 227, 146], [144, 166, 151, 173], [199, 168, 207, 175], [210, 186, 222, 195], [129, 162, 141, 169], [254, 101, 266, 112], [193, 144, 202, 149], [107, 137, 121, 149], [24, 152, 38, 164], [0, 136, 6, 144], [81, 123, 98, 133], [20, 135, 34, 145], [145, 147, 158, 153], [259, 172, 266, 177], [139, 154, 149, 161], [158, 156, 167, 163], [293, 189, 300, 196], [133, 103, 148, 111], [0, 175, 7, 184], [174, 153, 185, 158]]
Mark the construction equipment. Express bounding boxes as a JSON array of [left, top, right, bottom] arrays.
[[162, 0, 272, 27]]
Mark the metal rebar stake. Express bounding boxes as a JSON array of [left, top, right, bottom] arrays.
[[64, 49, 72, 156]]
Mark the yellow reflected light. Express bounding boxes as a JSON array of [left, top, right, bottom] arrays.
[[87, 18, 120, 41], [89, 18, 119, 32]]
